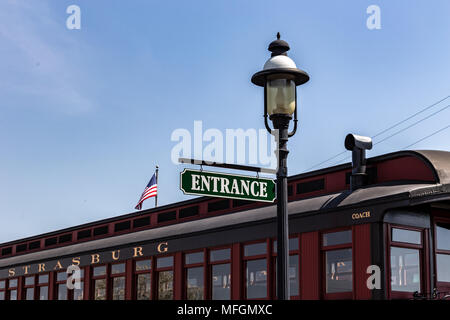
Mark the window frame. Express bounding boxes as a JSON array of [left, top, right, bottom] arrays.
[[271, 235, 301, 300], [321, 227, 353, 300], [209, 245, 232, 300], [134, 257, 153, 300], [433, 217, 450, 291], [7, 278, 18, 300], [184, 248, 207, 300], [387, 224, 425, 299], [23, 275, 36, 300], [37, 273, 50, 300], [110, 262, 126, 300], [242, 239, 270, 300], [0, 279, 6, 300], [91, 264, 108, 300], [155, 254, 175, 300]]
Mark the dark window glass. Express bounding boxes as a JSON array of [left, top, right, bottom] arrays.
[[246, 259, 267, 299], [210, 248, 231, 262], [296, 178, 324, 194], [112, 277, 125, 300], [111, 263, 126, 275], [392, 228, 421, 245], [232, 199, 253, 207], [208, 199, 230, 212], [26, 288, 34, 300], [135, 259, 151, 271], [114, 221, 131, 232], [94, 279, 107, 300], [179, 206, 199, 219], [133, 216, 150, 228], [58, 284, 67, 300], [185, 252, 204, 265], [157, 211, 177, 223], [0, 280, 5, 289], [187, 267, 204, 300], [273, 238, 299, 253], [45, 237, 57, 247], [157, 256, 173, 269], [29, 241, 40, 250], [9, 289, 17, 300], [25, 276, 34, 286], [244, 243, 267, 256], [325, 249, 353, 293], [437, 254, 450, 282], [323, 230, 352, 246], [74, 282, 84, 300], [9, 279, 17, 288], [39, 274, 49, 284], [390, 247, 421, 292], [0, 292, 4, 300], [1, 247, 12, 256], [212, 263, 231, 300], [16, 244, 27, 252], [136, 274, 151, 300], [93, 226, 108, 236], [39, 286, 48, 300], [58, 234, 72, 243], [158, 271, 173, 300], [436, 223, 450, 251], [77, 229, 91, 239], [93, 266, 107, 277], [57, 272, 67, 282]]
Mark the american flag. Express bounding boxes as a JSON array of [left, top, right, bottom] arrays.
[[135, 173, 157, 210]]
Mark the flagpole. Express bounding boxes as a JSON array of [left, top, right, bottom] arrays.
[[155, 165, 159, 207]]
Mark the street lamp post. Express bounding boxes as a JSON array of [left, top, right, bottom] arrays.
[[251, 33, 309, 300]]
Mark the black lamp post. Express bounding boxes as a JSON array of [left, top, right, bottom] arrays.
[[251, 33, 309, 300]]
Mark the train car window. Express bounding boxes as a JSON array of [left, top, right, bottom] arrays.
[[0, 280, 5, 289], [135, 259, 152, 300], [157, 271, 173, 300], [135, 259, 151, 272], [390, 247, 421, 292], [73, 268, 85, 301], [0, 280, 5, 300], [273, 238, 299, 252], [186, 267, 204, 300], [56, 272, 68, 300], [211, 263, 231, 300], [436, 222, 450, 283], [246, 259, 267, 299], [92, 266, 107, 300], [436, 223, 450, 251], [325, 248, 353, 294], [185, 252, 204, 265], [210, 248, 231, 262], [209, 247, 231, 300], [24, 276, 35, 300], [244, 242, 267, 257], [244, 241, 269, 299], [111, 263, 126, 300], [436, 255, 450, 282], [156, 256, 174, 300], [38, 274, 49, 300], [392, 228, 422, 245], [323, 230, 352, 246]]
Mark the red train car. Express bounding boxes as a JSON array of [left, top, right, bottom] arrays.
[[0, 149, 449, 300]]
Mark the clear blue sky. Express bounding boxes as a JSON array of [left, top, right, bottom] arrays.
[[1, 0, 449, 243]]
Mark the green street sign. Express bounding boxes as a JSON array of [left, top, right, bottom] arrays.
[[180, 169, 276, 203]]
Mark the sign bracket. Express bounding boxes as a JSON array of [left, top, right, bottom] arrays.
[[178, 158, 277, 175]]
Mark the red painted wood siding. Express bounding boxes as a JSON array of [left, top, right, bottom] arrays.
[[353, 224, 371, 300], [300, 231, 320, 299]]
